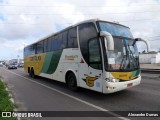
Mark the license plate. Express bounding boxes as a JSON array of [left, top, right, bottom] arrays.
[[127, 83, 133, 87]]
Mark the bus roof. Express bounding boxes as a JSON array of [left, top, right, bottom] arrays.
[[25, 19, 129, 47]]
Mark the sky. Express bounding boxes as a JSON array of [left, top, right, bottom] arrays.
[[0, 0, 160, 60]]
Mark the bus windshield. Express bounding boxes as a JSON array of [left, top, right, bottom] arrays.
[[106, 38, 139, 71], [98, 21, 133, 38], [98, 21, 139, 71]]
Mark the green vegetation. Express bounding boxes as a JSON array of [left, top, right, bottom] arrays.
[[0, 79, 16, 120], [141, 51, 159, 54]]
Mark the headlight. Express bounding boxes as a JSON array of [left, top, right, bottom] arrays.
[[105, 78, 119, 82]]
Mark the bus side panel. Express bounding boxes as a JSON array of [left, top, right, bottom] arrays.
[[40, 50, 63, 80], [60, 48, 80, 85], [39, 48, 80, 84]]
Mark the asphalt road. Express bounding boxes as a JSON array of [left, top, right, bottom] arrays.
[[0, 66, 160, 120]]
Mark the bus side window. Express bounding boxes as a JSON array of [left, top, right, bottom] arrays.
[[33, 44, 36, 54], [57, 33, 62, 50], [89, 38, 102, 69], [68, 27, 78, 48], [79, 22, 97, 63], [28, 44, 36, 55], [44, 39, 47, 52], [52, 35, 57, 51], [44, 38, 52, 52], [26, 46, 31, 56], [24, 47, 27, 56], [61, 31, 67, 49], [36, 41, 44, 54]]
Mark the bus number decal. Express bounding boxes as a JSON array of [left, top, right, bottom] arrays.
[[30, 56, 41, 61]]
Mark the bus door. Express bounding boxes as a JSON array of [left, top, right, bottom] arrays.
[[79, 38, 103, 92]]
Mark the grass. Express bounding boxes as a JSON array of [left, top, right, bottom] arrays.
[[0, 79, 16, 120]]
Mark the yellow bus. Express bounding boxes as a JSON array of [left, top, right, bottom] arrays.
[[24, 19, 149, 93]]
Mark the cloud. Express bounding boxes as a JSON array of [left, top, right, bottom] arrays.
[[0, 0, 160, 60]]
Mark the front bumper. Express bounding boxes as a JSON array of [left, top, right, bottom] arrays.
[[104, 76, 141, 93]]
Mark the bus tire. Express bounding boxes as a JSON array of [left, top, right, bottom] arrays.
[[66, 72, 78, 91], [30, 68, 36, 78], [29, 70, 32, 77]]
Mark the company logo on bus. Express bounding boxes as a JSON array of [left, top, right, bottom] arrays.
[[64, 55, 78, 61], [82, 74, 100, 87]]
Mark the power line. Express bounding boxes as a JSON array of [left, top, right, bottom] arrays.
[[0, 21, 159, 41], [136, 36, 160, 40], [139, 36, 160, 39], [119, 18, 160, 22], [147, 36, 160, 38], [2, 10, 160, 15], [0, 18, 160, 25], [0, 22, 72, 25], [0, 4, 160, 7], [149, 39, 160, 41]]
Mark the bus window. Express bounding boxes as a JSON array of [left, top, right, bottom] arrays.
[[79, 22, 97, 63], [61, 31, 67, 49], [68, 27, 77, 48], [36, 41, 44, 54], [28, 44, 36, 55], [44, 39, 47, 52], [52, 35, 58, 51], [89, 38, 101, 69], [57, 33, 63, 50], [24, 47, 28, 56], [44, 38, 52, 52]]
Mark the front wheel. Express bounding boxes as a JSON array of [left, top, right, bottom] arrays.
[[66, 72, 78, 91]]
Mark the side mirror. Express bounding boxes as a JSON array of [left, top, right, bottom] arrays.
[[100, 31, 114, 51], [135, 38, 150, 52]]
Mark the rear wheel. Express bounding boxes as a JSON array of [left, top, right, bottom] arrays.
[[30, 68, 36, 78], [66, 72, 78, 91]]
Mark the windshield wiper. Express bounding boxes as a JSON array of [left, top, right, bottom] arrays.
[[120, 50, 129, 70], [128, 46, 139, 68], [120, 44, 138, 70], [119, 40, 130, 70]]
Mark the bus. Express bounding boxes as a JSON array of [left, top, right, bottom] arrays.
[[24, 19, 149, 93]]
